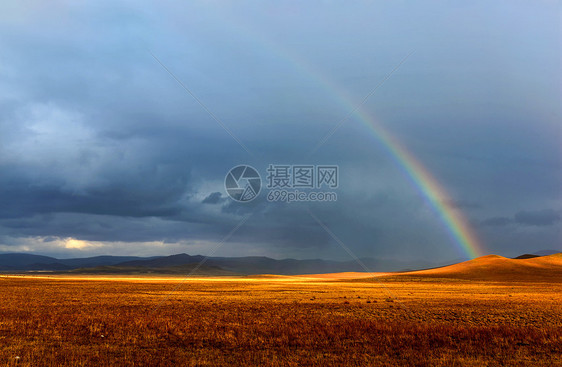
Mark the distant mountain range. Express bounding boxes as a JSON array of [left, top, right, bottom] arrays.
[[0, 253, 159, 271], [0, 252, 442, 274], [0, 250, 558, 275], [531, 249, 559, 256]]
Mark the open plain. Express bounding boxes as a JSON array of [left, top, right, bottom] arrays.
[[0, 254, 561, 366]]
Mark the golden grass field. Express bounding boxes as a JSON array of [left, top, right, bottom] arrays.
[[0, 254, 561, 366]]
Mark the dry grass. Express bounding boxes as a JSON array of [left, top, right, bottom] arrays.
[[0, 275, 561, 366]]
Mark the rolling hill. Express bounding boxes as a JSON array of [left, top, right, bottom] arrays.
[[399, 253, 562, 281]]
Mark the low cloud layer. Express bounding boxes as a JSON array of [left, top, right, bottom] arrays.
[[481, 209, 560, 228], [515, 210, 561, 227]]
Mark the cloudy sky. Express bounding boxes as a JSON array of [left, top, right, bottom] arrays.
[[0, 1, 560, 261]]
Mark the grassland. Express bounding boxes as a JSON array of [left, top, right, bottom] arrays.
[[0, 273, 560, 366]]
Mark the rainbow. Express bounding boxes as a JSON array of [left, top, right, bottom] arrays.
[[210, 16, 484, 258], [352, 115, 484, 259], [287, 55, 484, 258], [331, 83, 483, 258]]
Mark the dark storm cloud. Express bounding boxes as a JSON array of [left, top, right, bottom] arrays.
[[514, 210, 561, 227], [0, 165, 188, 219], [480, 209, 561, 228], [480, 217, 512, 227], [202, 192, 225, 204]]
